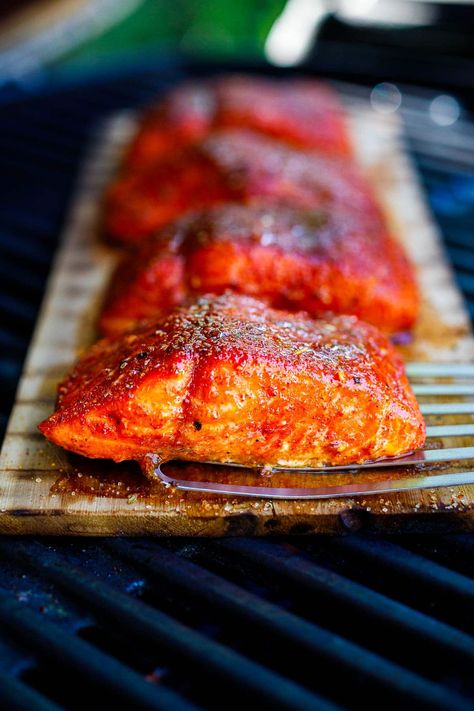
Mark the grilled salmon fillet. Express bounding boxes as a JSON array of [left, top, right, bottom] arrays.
[[125, 75, 351, 170], [100, 204, 418, 337], [105, 129, 382, 245], [40, 294, 425, 468]]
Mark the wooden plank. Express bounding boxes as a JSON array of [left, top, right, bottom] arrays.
[[1, 105, 474, 536]]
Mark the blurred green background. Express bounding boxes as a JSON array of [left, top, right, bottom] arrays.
[[60, 0, 284, 69], [0, 0, 286, 86]]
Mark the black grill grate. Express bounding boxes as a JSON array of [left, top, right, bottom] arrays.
[[1, 536, 474, 710], [0, 63, 474, 710]]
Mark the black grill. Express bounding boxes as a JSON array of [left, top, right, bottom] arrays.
[[1, 62, 474, 710]]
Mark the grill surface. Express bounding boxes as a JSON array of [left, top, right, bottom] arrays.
[[1, 61, 474, 710]]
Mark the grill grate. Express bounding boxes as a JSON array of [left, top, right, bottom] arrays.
[[0, 63, 474, 710], [0, 537, 474, 710]]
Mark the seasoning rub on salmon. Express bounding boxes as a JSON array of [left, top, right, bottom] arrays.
[[100, 203, 418, 337], [105, 129, 382, 245], [124, 75, 352, 171], [40, 294, 425, 469]]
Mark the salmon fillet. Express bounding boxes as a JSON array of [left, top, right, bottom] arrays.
[[105, 129, 382, 245], [40, 294, 425, 469], [125, 75, 351, 170], [100, 204, 418, 337]]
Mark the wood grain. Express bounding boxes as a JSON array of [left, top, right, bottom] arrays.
[[1, 105, 474, 536]]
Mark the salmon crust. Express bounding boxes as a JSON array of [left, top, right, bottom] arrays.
[[124, 75, 352, 171], [100, 203, 419, 337], [40, 294, 425, 469], [105, 129, 382, 245]]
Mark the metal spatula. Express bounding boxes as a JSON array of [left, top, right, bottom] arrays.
[[148, 362, 474, 499]]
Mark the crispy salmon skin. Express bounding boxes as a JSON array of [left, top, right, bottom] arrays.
[[40, 294, 425, 469], [100, 204, 419, 336]]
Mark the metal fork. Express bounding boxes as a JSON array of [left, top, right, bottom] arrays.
[[150, 363, 474, 499]]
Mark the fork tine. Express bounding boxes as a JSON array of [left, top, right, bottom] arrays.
[[269, 446, 474, 472], [199, 445, 474, 473], [426, 424, 474, 437], [420, 402, 474, 415], [412, 384, 474, 395], [155, 465, 474, 499], [406, 363, 474, 378]]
